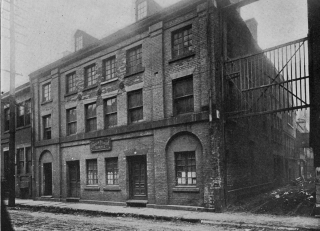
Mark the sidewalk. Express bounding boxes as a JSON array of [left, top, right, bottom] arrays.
[[8, 199, 320, 230]]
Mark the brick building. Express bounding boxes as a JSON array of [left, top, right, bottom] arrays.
[[28, 0, 296, 210], [1, 82, 32, 199]]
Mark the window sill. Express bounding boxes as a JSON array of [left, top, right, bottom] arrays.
[[173, 187, 199, 193], [83, 84, 98, 92], [64, 91, 77, 97], [103, 185, 121, 191], [169, 52, 195, 64], [41, 99, 53, 105], [124, 67, 145, 78], [101, 78, 118, 85], [16, 125, 31, 131], [4, 130, 9, 134], [84, 186, 100, 191]]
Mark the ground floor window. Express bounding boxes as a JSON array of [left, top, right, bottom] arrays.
[[175, 151, 196, 185], [105, 158, 118, 185], [86, 159, 98, 185]]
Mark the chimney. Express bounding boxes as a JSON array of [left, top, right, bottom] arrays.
[[245, 18, 258, 42]]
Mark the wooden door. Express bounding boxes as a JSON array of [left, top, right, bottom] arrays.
[[129, 156, 147, 199], [43, 163, 52, 196]]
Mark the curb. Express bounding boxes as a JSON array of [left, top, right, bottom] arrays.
[[11, 204, 319, 231]]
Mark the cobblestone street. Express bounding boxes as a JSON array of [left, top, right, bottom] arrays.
[[8, 208, 277, 231]]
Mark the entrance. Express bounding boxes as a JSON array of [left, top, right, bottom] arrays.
[[43, 163, 52, 196], [129, 156, 147, 200], [67, 161, 80, 198]]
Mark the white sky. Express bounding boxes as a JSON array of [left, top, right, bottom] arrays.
[[0, 0, 308, 92]]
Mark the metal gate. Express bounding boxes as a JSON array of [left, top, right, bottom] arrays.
[[224, 37, 309, 119]]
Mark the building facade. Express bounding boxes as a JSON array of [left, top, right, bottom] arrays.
[[28, 0, 297, 210]]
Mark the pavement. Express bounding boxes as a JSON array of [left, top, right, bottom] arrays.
[[6, 199, 320, 230]]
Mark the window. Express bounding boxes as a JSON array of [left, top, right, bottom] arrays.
[[66, 72, 76, 94], [43, 115, 51, 140], [3, 151, 9, 180], [4, 107, 10, 131], [25, 100, 31, 125], [85, 103, 97, 132], [104, 97, 117, 128], [75, 36, 83, 51], [172, 26, 193, 58], [175, 152, 196, 185], [26, 147, 32, 174], [17, 103, 25, 127], [103, 57, 116, 81], [67, 108, 77, 135], [42, 82, 51, 102], [126, 46, 142, 74], [17, 148, 24, 175], [87, 159, 98, 185], [128, 89, 143, 123], [85, 64, 96, 88], [173, 76, 194, 115], [105, 158, 118, 185], [137, 1, 147, 20]]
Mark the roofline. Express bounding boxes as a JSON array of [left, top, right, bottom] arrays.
[[1, 82, 30, 99], [29, 0, 206, 79]]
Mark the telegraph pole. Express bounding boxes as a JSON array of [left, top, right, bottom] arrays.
[[8, 0, 16, 207]]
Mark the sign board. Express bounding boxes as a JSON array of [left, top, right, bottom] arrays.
[[90, 138, 111, 152]]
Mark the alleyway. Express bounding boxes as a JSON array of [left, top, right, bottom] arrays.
[[8, 208, 289, 231]]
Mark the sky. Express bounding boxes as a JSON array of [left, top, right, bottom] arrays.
[[0, 0, 308, 92]]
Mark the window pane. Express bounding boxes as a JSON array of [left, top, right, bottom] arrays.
[[175, 152, 196, 185], [26, 147, 31, 173], [87, 159, 98, 185], [172, 26, 193, 58], [106, 158, 118, 185], [104, 58, 116, 81], [127, 46, 142, 74], [85, 65, 96, 87], [173, 77, 194, 115], [25, 100, 31, 125]]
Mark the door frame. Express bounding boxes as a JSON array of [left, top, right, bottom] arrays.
[[67, 160, 80, 198], [128, 155, 147, 200], [42, 162, 52, 196]]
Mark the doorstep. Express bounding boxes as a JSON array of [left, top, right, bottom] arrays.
[[126, 200, 148, 207], [66, 197, 80, 202]]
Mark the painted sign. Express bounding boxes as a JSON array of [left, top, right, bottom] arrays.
[[90, 138, 111, 152]]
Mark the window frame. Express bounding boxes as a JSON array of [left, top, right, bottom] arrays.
[[173, 76, 194, 115], [104, 97, 117, 128], [84, 64, 97, 88], [137, 1, 147, 20], [66, 72, 77, 94], [43, 115, 52, 140], [16, 148, 24, 175], [85, 103, 97, 132], [105, 158, 118, 185], [126, 45, 142, 75], [75, 35, 83, 51], [67, 107, 77, 136], [17, 103, 25, 127], [171, 25, 193, 59], [102, 56, 116, 82], [25, 147, 32, 174], [175, 151, 196, 186], [4, 107, 10, 131], [25, 100, 31, 126], [127, 89, 143, 124], [86, 159, 98, 185], [42, 82, 51, 102]]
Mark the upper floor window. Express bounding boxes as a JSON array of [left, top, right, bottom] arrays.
[[87, 159, 98, 185], [85, 64, 97, 88], [126, 46, 142, 75], [16, 100, 31, 128], [173, 76, 194, 115], [105, 158, 118, 185], [128, 89, 143, 123], [75, 36, 83, 51], [104, 97, 117, 128], [85, 103, 97, 132], [67, 108, 77, 135], [26, 147, 32, 174], [42, 82, 51, 102], [172, 26, 193, 58], [103, 57, 116, 81], [4, 107, 10, 131], [137, 1, 147, 20], [175, 151, 196, 185], [66, 72, 77, 94], [17, 148, 24, 175], [43, 115, 51, 140]]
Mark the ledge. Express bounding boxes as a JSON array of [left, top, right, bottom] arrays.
[[16, 125, 31, 131], [64, 91, 77, 97], [172, 187, 200, 193], [168, 52, 195, 64], [124, 67, 145, 78], [103, 185, 121, 191], [83, 84, 98, 92], [101, 78, 118, 85], [84, 186, 100, 191], [41, 99, 53, 105]]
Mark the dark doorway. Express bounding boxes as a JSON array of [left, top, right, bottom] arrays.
[[43, 163, 52, 196], [129, 156, 147, 200], [68, 161, 80, 198]]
